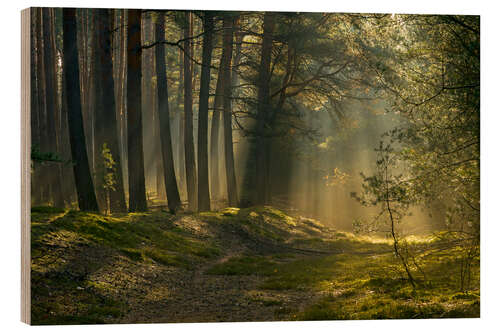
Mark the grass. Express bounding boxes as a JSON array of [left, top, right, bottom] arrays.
[[30, 205, 479, 323], [32, 209, 221, 269], [30, 207, 222, 325], [206, 233, 479, 319], [206, 256, 276, 275]]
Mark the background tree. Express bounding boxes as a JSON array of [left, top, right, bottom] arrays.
[[94, 9, 127, 213], [222, 15, 238, 207], [155, 13, 182, 213], [62, 7, 99, 212], [184, 11, 197, 211], [126, 9, 148, 212], [197, 12, 215, 212], [42, 8, 65, 207]]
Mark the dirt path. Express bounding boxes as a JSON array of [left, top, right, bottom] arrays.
[[116, 251, 326, 323]]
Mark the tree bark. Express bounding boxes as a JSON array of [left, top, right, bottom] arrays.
[[155, 15, 182, 213], [177, 47, 185, 200], [94, 9, 128, 213], [209, 33, 224, 203], [42, 8, 65, 207], [197, 12, 215, 212], [184, 12, 197, 211], [255, 12, 275, 205], [126, 9, 148, 212], [62, 8, 100, 212], [31, 9, 43, 204], [222, 16, 238, 207]]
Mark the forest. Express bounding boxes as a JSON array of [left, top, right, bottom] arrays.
[[29, 8, 479, 324]]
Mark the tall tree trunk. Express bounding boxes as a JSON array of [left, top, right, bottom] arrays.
[[36, 7, 50, 204], [184, 12, 197, 211], [62, 8, 100, 212], [177, 47, 185, 200], [197, 12, 215, 212], [79, 9, 96, 177], [141, 15, 154, 195], [88, 10, 97, 178], [222, 16, 238, 207], [155, 15, 182, 213], [94, 9, 128, 213], [42, 8, 65, 207], [31, 9, 42, 205], [120, 10, 128, 195], [153, 82, 166, 201], [60, 64, 77, 205], [91, 10, 106, 207], [126, 9, 148, 212], [209, 36, 224, 203], [255, 12, 275, 205]]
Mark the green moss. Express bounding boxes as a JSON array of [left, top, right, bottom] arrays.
[[144, 248, 190, 268], [30, 205, 480, 323], [121, 248, 144, 261]]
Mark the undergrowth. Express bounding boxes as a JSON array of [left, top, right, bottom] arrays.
[[30, 205, 479, 324]]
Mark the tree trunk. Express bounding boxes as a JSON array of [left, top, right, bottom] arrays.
[[255, 12, 275, 205], [184, 12, 197, 211], [222, 16, 238, 207], [209, 45, 224, 203], [197, 12, 215, 212], [155, 15, 182, 213], [62, 8, 100, 212], [126, 9, 148, 212], [94, 9, 128, 213], [36, 7, 51, 204], [120, 10, 128, 195], [31, 9, 42, 204], [177, 47, 185, 200], [42, 8, 65, 207]]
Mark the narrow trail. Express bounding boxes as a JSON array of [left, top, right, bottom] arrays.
[[115, 225, 335, 324], [31, 208, 405, 323], [114, 212, 396, 323], [119, 252, 328, 323]]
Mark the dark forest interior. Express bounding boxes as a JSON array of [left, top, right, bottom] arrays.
[[29, 8, 479, 324]]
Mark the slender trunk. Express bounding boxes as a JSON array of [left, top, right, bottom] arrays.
[[37, 8, 50, 203], [154, 84, 166, 200], [81, 10, 96, 177], [91, 10, 106, 207], [385, 165, 416, 289], [42, 8, 64, 207], [177, 47, 185, 199], [141, 15, 154, 195], [255, 12, 275, 205], [62, 8, 100, 212], [31, 9, 42, 204], [197, 12, 214, 212], [222, 16, 238, 207], [184, 12, 197, 211], [120, 10, 128, 195], [156, 16, 182, 213], [126, 9, 148, 212], [95, 9, 128, 212], [60, 63, 77, 205], [209, 33, 224, 203]]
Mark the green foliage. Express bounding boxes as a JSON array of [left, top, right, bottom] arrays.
[[95, 143, 117, 192], [31, 145, 63, 164], [94, 143, 118, 213]]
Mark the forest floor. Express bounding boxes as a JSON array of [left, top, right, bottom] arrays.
[[30, 205, 479, 325]]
